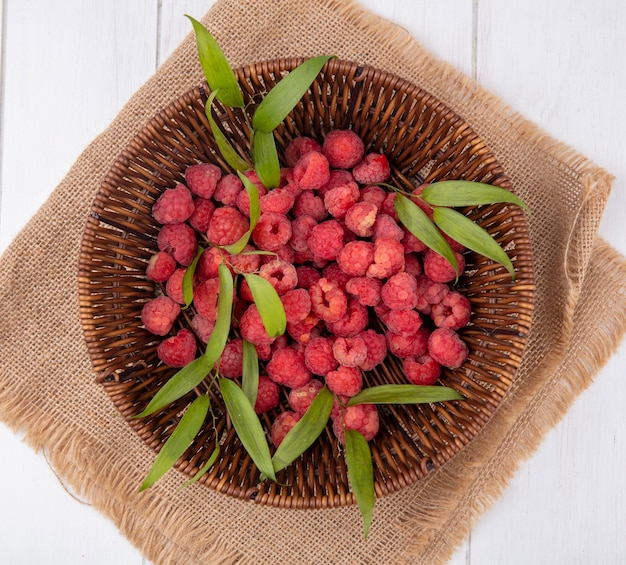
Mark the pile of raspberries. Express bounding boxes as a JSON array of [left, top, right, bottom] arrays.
[[140, 129, 471, 448]]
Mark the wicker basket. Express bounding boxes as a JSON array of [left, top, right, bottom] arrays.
[[78, 58, 534, 509]]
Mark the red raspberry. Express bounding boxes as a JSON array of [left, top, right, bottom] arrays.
[[190, 314, 215, 344], [318, 169, 355, 197], [242, 170, 265, 192], [196, 247, 229, 282], [325, 298, 369, 337], [254, 375, 280, 415], [288, 379, 325, 415], [415, 275, 450, 315], [293, 151, 331, 190], [307, 220, 344, 261], [428, 328, 468, 369], [403, 230, 429, 254], [157, 328, 197, 367], [146, 251, 177, 283], [332, 336, 367, 368], [345, 276, 382, 307], [385, 309, 422, 336], [309, 278, 348, 323], [290, 215, 317, 253], [285, 136, 323, 167], [337, 240, 375, 277], [386, 326, 429, 358], [141, 296, 181, 336], [431, 291, 472, 330], [366, 237, 405, 279], [372, 213, 404, 241], [152, 183, 195, 225], [240, 304, 274, 346], [404, 253, 423, 278], [280, 168, 303, 199], [259, 188, 295, 215], [293, 191, 327, 222], [423, 249, 465, 283], [357, 329, 388, 371], [373, 300, 391, 323], [332, 404, 379, 444], [165, 267, 187, 304], [213, 173, 243, 205], [403, 355, 441, 385], [381, 272, 419, 311], [325, 365, 363, 397], [324, 181, 360, 219], [352, 152, 390, 184], [410, 184, 434, 219], [254, 341, 272, 362], [271, 411, 301, 447], [193, 278, 220, 322], [304, 336, 338, 375], [188, 197, 216, 233], [359, 184, 387, 210], [381, 191, 400, 221], [296, 265, 322, 290], [229, 244, 261, 274], [259, 259, 298, 295], [281, 288, 312, 323], [252, 212, 292, 251], [322, 129, 364, 169], [236, 183, 267, 217], [344, 202, 378, 238], [185, 163, 221, 199], [272, 244, 296, 264], [322, 263, 351, 290], [267, 347, 312, 388], [207, 206, 249, 246], [287, 313, 321, 344], [157, 223, 197, 266], [219, 338, 243, 378]]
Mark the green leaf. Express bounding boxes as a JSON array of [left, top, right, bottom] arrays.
[[252, 55, 334, 133], [242, 339, 259, 407], [433, 206, 516, 279], [135, 356, 211, 418], [252, 130, 281, 189], [348, 384, 463, 406], [345, 430, 375, 540], [204, 263, 234, 367], [420, 180, 530, 212], [139, 394, 210, 491], [205, 94, 250, 172], [218, 378, 277, 482], [223, 173, 261, 254], [271, 386, 333, 473], [242, 273, 287, 338], [181, 444, 220, 488], [182, 246, 204, 310], [186, 15, 244, 108], [394, 193, 458, 273]]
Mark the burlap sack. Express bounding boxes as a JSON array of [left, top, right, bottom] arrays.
[[0, 0, 624, 563]]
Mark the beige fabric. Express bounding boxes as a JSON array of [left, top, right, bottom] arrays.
[[0, 0, 624, 563]]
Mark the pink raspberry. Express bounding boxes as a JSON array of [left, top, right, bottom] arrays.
[[324, 182, 360, 219], [309, 278, 348, 323], [304, 336, 338, 375], [259, 188, 295, 215], [386, 326, 429, 358], [285, 136, 323, 167], [403, 229, 428, 254], [359, 184, 387, 210], [403, 355, 441, 385], [254, 375, 280, 415], [381, 191, 400, 221], [185, 163, 221, 199], [259, 259, 298, 295], [293, 151, 331, 190], [373, 300, 391, 323], [243, 170, 265, 192], [157, 223, 197, 266], [344, 202, 378, 237], [366, 237, 405, 279], [332, 336, 367, 368], [146, 251, 177, 283], [288, 379, 325, 415], [141, 296, 181, 336], [431, 291, 472, 330], [207, 206, 249, 246], [188, 197, 216, 233], [193, 278, 220, 322], [165, 267, 187, 304], [337, 240, 375, 277], [423, 249, 465, 283], [293, 191, 327, 222], [213, 173, 243, 205], [219, 338, 243, 378], [381, 272, 419, 311], [267, 347, 312, 389], [415, 275, 450, 315], [385, 309, 422, 336], [196, 247, 228, 282], [240, 303, 274, 346], [152, 183, 195, 225], [271, 411, 301, 447], [410, 184, 434, 219], [352, 152, 390, 184], [296, 265, 322, 290], [287, 313, 321, 344], [281, 288, 312, 323], [357, 329, 388, 371], [289, 214, 317, 252], [332, 404, 379, 444], [345, 276, 382, 307], [372, 213, 404, 242], [307, 220, 345, 261], [322, 129, 364, 169], [330, 395, 349, 421], [404, 253, 423, 277], [428, 328, 469, 369], [252, 212, 292, 251], [326, 298, 369, 337], [190, 314, 215, 344], [322, 263, 351, 290], [236, 183, 267, 217], [318, 169, 355, 197], [280, 168, 303, 199], [229, 244, 261, 274], [272, 244, 296, 264], [157, 328, 196, 367], [325, 365, 363, 397], [254, 341, 273, 362]]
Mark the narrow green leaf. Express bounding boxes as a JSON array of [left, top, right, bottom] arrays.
[[186, 15, 244, 108], [182, 246, 204, 310], [252, 130, 281, 189], [243, 273, 287, 338], [242, 339, 259, 407], [348, 384, 463, 406], [181, 444, 220, 488], [252, 55, 334, 133], [345, 430, 375, 540], [218, 378, 277, 482], [271, 386, 333, 473], [420, 180, 530, 212], [205, 95, 250, 172], [135, 356, 211, 418], [204, 263, 234, 367], [223, 173, 261, 254], [433, 206, 516, 279], [139, 394, 210, 491], [394, 193, 458, 273]]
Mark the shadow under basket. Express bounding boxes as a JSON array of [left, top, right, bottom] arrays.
[[78, 58, 534, 509]]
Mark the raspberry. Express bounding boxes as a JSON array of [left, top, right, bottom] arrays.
[[323, 181, 359, 219], [381, 191, 400, 221], [293, 151, 331, 190], [423, 249, 465, 283], [415, 275, 450, 315], [431, 291, 472, 330], [285, 136, 323, 167], [381, 272, 419, 311], [185, 163, 221, 199], [240, 304, 274, 346], [280, 168, 303, 199], [366, 237, 405, 279], [322, 263, 351, 290], [196, 247, 229, 282], [332, 404, 379, 444], [229, 244, 261, 274], [152, 183, 195, 225], [193, 278, 220, 322], [403, 230, 428, 254], [252, 212, 292, 251], [372, 214, 404, 242], [318, 169, 355, 197], [385, 309, 422, 336], [295, 265, 322, 289], [157, 328, 197, 367], [352, 152, 390, 184], [410, 184, 434, 219], [357, 329, 388, 371], [345, 276, 382, 307], [190, 314, 215, 344], [304, 336, 338, 375], [259, 259, 298, 295], [330, 395, 350, 421], [272, 244, 296, 264], [214, 173, 243, 205], [386, 326, 429, 358], [207, 206, 249, 246], [266, 347, 312, 389], [259, 188, 295, 215], [373, 300, 391, 323], [254, 375, 280, 415], [404, 253, 422, 278], [332, 336, 367, 368], [359, 184, 387, 211], [288, 379, 324, 415], [157, 223, 197, 266], [287, 313, 321, 344], [289, 214, 317, 252], [271, 411, 301, 447], [325, 365, 363, 397], [307, 220, 344, 261], [293, 191, 327, 222], [326, 298, 369, 337], [403, 355, 441, 385], [344, 202, 378, 238], [146, 251, 177, 283], [141, 296, 181, 336], [443, 232, 466, 252], [337, 240, 375, 277], [428, 328, 468, 369], [188, 197, 216, 233], [236, 183, 267, 217], [166, 267, 187, 304], [281, 288, 312, 323], [219, 338, 243, 378], [309, 278, 348, 323], [322, 129, 364, 169]]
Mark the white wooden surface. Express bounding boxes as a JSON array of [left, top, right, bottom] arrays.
[[0, 1, 624, 563]]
